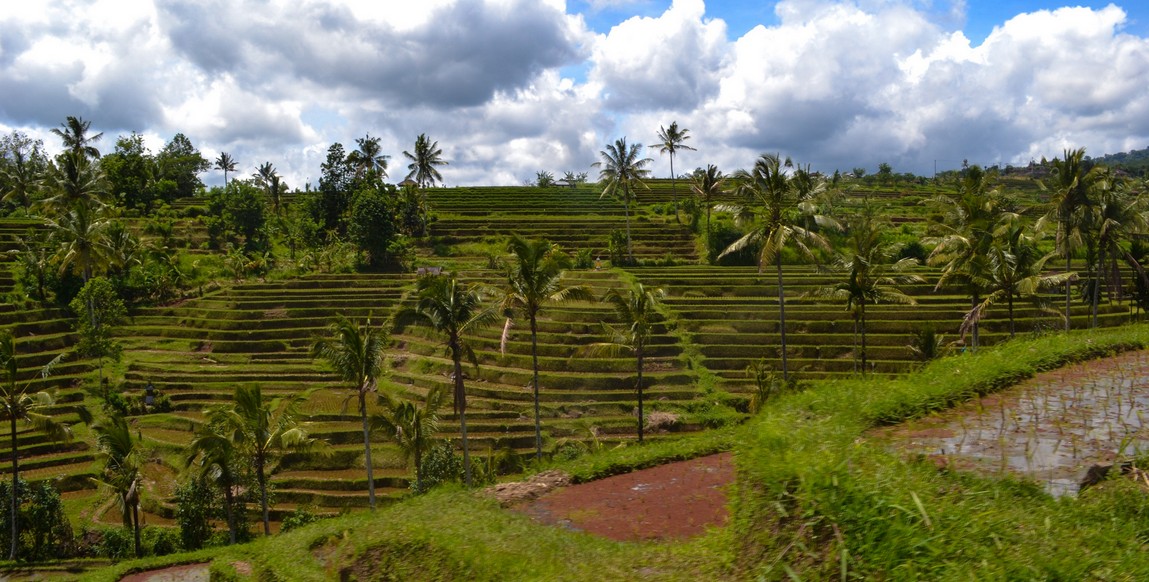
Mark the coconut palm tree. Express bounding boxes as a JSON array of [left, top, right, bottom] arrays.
[[690, 164, 725, 250], [185, 423, 243, 544], [41, 150, 107, 214], [311, 315, 387, 510], [653, 122, 696, 224], [593, 283, 665, 443], [253, 162, 282, 218], [46, 199, 111, 283], [0, 333, 81, 560], [594, 138, 651, 264], [205, 384, 321, 535], [372, 385, 445, 492], [500, 235, 593, 460], [805, 213, 921, 374], [1037, 148, 1102, 331], [719, 154, 831, 380], [1, 146, 43, 211], [1086, 172, 1148, 327], [927, 166, 1005, 350], [403, 134, 447, 188], [412, 272, 498, 486], [50, 116, 102, 160], [214, 152, 237, 190], [350, 134, 389, 179], [963, 213, 1072, 339], [92, 414, 142, 557]]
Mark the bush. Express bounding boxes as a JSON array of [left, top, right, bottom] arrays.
[[0, 479, 76, 561], [413, 442, 463, 494], [175, 479, 217, 551], [280, 506, 321, 533]]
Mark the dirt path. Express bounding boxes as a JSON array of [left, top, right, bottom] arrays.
[[515, 452, 734, 541], [118, 563, 209, 582]]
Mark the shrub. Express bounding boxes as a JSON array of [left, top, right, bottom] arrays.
[[413, 442, 463, 494], [175, 479, 218, 551], [281, 506, 321, 533]]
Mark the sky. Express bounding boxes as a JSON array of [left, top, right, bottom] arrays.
[[2, 0, 1149, 188]]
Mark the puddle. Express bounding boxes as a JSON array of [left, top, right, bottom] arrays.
[[872, 350, 1149, 496]]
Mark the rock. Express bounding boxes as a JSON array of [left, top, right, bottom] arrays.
[[484, 470, 572, 507]]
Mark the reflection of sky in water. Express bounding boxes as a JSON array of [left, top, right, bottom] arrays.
[[892, 351, 1149, 497]]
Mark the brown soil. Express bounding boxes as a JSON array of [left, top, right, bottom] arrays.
[[118, 563, 209, 582], [514, 452, 734, 542]]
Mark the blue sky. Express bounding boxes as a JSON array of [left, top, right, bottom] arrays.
[[3, 0, 1149, 185]]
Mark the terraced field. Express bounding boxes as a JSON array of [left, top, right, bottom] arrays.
[[0, 179, 1136, 532]]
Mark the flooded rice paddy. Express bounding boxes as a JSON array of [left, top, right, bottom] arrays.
[[873, 350, 1149, 496]]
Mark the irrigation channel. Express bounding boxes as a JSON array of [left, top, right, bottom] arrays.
[[873, 350, 1149, 496]]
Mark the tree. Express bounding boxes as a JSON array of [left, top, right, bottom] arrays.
[[805, 212, 921, 374], [312, 315, 387, 510], [1085, 172, 1148, 327], [500, 235, 593, 460], [204, 180, 269, 253], [653, 122, 696, 224], [372, 385, 445, 493], [719, 154, 832, 380], [69, 277, 127, 385], [185, 416, 245, 544], [41, 150, 107, 214], [47, 198, 111, 283], [214, 152, 238, 191], [347, 182, 406, 271], [690, 164, 725, 250], [964, 213, 1071, 339], [0, 332, 82, 560], [102, 133, 155, 210], [403, 134, 448, 188], [593, 284, 664, 443], [0, 134, 48, 212], [205, 384, 321, 535], [253, 162, 282, 217], [928, 166, 1007, 349], [1037, 148, 1102, 331], [50, 116, 102, 160], [155, 134, 208, 201], [318, 143, 354, 233], [350, 134, 389, 179], [411, 273, 498, 486], [92, 414, 143, 557], [595, 138, 651, 264]]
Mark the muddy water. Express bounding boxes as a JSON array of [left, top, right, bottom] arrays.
[[872, 350, 1149, 496]]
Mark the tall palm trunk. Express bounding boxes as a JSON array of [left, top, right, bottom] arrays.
[[257, 451, 270, 535], [669, 155, 680, 224], [223, 480, 236, 545], [860, 300, 868, 376], [1065, 254, 1072, 332], [776, 254, 789, 381], [636, 346, 645, 443], [971, 294, 980, 351], [623, 184, 634, 263], [451, 342, 471, 487], [530, 313, 542, 460], [131, 499, 141, 557], [9, 415, 19, 560], [1091, 248, 1102, 328], [1008, 290, 1016, 338], [359, 390, 376, 510]]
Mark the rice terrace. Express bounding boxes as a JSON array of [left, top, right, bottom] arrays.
[[5, 116, 1149, 580]]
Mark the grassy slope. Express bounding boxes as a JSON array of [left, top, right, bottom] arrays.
[[78, 324, 1149, 580]]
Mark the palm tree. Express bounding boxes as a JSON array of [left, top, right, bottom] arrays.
[[805, 213, 921, 374], [594, 138, 652, 264], [0, 333, 81, 560], [719, 154, 831, 380], [253, 162, 282, 217], [690, 164, 725, 251], [92, 415, 142, 557], [185, 423, 243, 544], [1, 146, 42, 211], [350, 134, 389, 179], [927, 166, 1004, 350], [964, 213, 1072, 339], [205, 384, 321, 535], [500, 235, 593, 460], [1086, 173, 1148, 327], [46, 199, 111, 283], [412, 273, 499, 486], [372, 385, 445, 492], [1037, 148, 1101, 331], [593, 284, 664, 443], [214, 152, 237, 190], [50, 116, 102, 160], [41, 150, 107, 214], [403, 134, 447, 188], [653, 122, 696, 224], [311, 315, 387, 510]]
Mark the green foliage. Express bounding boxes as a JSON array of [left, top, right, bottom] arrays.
[[347, 182, 410, 271], [203, 181, 269, 252], [535, 170, 556, 188], [69, 276, 127, 363], [0, 479, 75, 561], [154, 133, 208, 202], [280, 506, 321, 533], [175, 479, 217, 551], [607, 229, 631, 266], [413, 442, 463, 493]]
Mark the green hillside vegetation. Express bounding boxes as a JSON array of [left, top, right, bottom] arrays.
[[0, 119, 1148, 576]]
